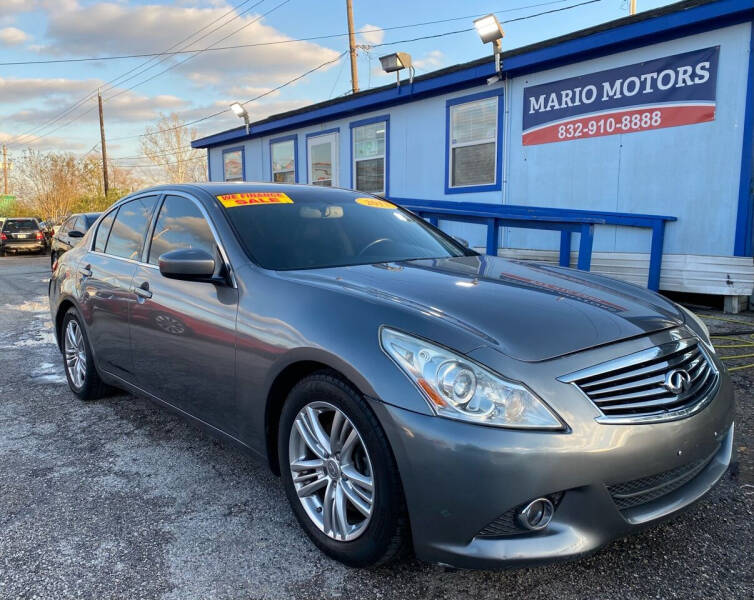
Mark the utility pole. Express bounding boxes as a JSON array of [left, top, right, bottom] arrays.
[[629, 0, 636, 15], [97, 90, 109, 197], [2, 144, 7, 195], [345, 0, 359, 94]]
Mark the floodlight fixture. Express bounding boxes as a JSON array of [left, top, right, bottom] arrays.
[[379, 52, 415, 87], [230, 102, 250, 134], [473, 14, 505, 80]]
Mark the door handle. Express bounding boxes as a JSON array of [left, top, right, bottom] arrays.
[[134, 281, 152, 299], [79, 264, 92, 278]]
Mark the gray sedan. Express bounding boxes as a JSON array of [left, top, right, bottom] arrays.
[[48, 183, 734, 569]]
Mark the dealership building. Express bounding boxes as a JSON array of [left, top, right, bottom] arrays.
[[192, 0, 754, 311]]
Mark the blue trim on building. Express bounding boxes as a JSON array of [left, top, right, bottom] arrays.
[[734, 18, 754, 256], [192, 0, 754, 150], [206, 151, 211, 181], [349, 115, 390, 196], [304, 127, 340, 185], [444, 88, 504, 195], [221, 145, 246, 181], [269, 133, 299, 183]]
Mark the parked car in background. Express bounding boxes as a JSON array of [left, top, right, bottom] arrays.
[[50, 213, 100, 268], [0, 217, 47, 256], [49, 183, 734, 569]]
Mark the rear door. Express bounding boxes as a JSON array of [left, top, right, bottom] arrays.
[[78, 195, 159, 380], [129, 192, 239, 433]]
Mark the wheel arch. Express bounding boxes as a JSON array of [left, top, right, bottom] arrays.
[[54, 297, 78, 352], [263, 352, 376, 476]]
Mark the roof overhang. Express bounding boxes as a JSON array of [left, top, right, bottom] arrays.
[[192, 0, 754, 149]]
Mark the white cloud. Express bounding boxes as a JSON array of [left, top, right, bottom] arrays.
[[358, 24, 384, 46], [0, 130, 85, 151], [0, 27, 29, 45], [413, 50, 445, 71], [38, 2, 341, 88]]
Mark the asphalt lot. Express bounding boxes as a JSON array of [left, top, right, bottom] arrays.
[[0, 253, 752, 600]]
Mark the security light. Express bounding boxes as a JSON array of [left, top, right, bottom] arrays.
[[230, 102, 250, 134], [474, 14, 504, 81], [379, 52, 415, 87]]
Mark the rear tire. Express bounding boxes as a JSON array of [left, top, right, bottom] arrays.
[[61, 308, 112, 401], [278, 371, 410, 567]]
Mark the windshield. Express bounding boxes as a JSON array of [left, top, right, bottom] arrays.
[[3, 219, 38, 232], [219, 187, 472, 270]]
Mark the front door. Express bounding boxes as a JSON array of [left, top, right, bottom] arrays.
[[79, 195, 159, 379], [307, 132, 338, 187], [129, 193, 239, 434]]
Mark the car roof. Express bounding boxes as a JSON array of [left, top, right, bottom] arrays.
[[128, 182, 361, 199]]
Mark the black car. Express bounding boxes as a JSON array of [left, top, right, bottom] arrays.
[[0, 218, 47, 256], [50, 213, 100, 268]]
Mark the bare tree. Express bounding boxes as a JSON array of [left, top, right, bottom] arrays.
[[139, 113, 207, 184]]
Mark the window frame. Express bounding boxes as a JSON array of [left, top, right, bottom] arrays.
[[100, 195, 159, 262], [222, 145, 246, 182], [145, 194, 217, 266], [269, 134, 298, 184], [349, 115, 389, 196], [305, 128, 340, 187], [88, 191, 237, 288], [445, 88, 504, 194]]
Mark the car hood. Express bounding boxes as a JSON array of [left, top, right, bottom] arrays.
[[282, 255, 685, 362]]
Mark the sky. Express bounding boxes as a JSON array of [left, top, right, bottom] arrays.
[[0, 0, 678, 168]]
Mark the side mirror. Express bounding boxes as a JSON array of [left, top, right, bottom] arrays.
[[159, 248, 217, 282], [69, 230, 84, 238]]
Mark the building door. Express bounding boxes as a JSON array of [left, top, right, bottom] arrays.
[[307, 132, 338, 187]]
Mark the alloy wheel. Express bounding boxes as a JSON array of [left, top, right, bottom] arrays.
[[64, 320, 87, 388], [288, 401, 375, 541]]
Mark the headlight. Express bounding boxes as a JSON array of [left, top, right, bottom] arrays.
[[380, 328, 564, 430], [678, 305, 714, 351]]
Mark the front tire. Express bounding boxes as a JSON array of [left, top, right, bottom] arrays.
[[61, 308, 111, 400], [278, 372, 410, 567]]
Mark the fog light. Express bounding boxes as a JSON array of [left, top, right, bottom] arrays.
[[517, 497, 554, 531]]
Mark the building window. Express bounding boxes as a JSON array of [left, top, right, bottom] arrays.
[[222, 147, 245, 182], [351, 117, 388, 195], [446, 91, 502, 193], [270, 136, 297, 183], [306, 130, 339, 187]]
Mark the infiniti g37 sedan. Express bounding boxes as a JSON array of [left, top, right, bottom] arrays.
[[49, 183, 734, 569]]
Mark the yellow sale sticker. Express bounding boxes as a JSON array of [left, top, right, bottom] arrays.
[[355, 197, 395, 209], [217, 192, 294, 207]]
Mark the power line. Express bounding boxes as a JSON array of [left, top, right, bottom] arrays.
[[0, 0, 573, 67], [104, 0, 290, 104], [6, 0, 601, 154], [3, 0, 266, 149], [108, 50, 348, 143], [108, 0, 602, 158]]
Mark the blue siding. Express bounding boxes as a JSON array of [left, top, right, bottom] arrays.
[[205, 20, 752, 259]]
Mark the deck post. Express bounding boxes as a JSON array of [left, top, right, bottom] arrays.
[[647, 221, 666, 291], [577, 224, 594, 271], [559, 231, 572, 267], [486, 218, 499, 256]]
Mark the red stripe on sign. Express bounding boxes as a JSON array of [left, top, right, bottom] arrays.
[[522, 105, 715, 146]]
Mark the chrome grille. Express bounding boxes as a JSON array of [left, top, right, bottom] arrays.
[[560, 338, 719, 423]]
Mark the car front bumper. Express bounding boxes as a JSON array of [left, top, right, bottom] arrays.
[[371, 364, 734, 569]]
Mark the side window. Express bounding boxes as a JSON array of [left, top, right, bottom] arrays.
[[94, 210, 117, 253], [72, 216, 85, 233], [59, 217, 74, 236], [148, 195, 216, 265], [105, 196, 158, 260]]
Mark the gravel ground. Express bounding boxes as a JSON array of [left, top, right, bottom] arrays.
[[0, 254, 752, 600]]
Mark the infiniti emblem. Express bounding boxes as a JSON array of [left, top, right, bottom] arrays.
[[664, 369, 692, 395]]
